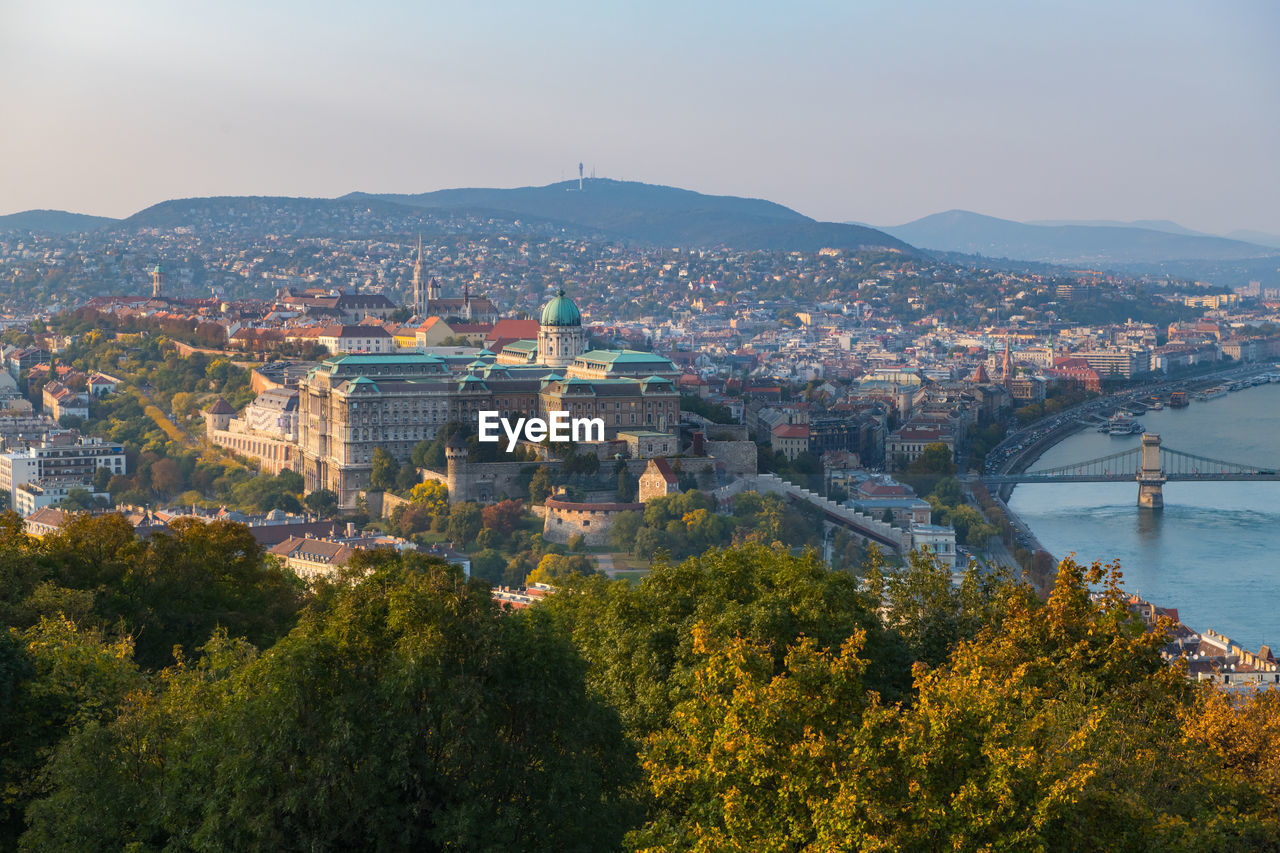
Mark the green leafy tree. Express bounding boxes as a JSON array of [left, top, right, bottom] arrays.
[[855, 557, 1280, 850], [616, 463, 636, 502], [303, 489, 339, 517], [445, 502, 483, 547], [0, 617, 144, 846], [22, 557, 639, 851], [369, 447, 399, 491], [58, 488, 96, 512], [542, 545, 908, 740], [529, 467, 554, 504], [608, 511, 642, 552]]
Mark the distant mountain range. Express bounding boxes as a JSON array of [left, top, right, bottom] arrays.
[[1, 180, 909, 254], [878, 210, 1280, 266], [6, 185, 1279, 269], [0, 209, 120, 234], [344, 179, 911, 253]]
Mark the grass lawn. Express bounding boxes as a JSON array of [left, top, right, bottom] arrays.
[[603, 552, 651, 572]]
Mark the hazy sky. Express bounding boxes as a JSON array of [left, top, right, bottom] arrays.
[[2, 0, 1277, 234]]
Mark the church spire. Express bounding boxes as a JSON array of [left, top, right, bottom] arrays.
[[411, 235, 425, 316]]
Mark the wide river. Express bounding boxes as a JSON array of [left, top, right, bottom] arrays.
[[1009, 381, 1280, 651]]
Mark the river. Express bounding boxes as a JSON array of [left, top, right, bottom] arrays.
[[1009, 381, 1280, 651]]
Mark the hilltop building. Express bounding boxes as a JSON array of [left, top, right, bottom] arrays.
[[284, 290, 680, 508]]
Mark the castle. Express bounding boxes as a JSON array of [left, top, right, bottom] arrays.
[[285, 289, 680, 508]]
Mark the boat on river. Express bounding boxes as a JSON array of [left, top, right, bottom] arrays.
[[1107, 415, 1143, 435]]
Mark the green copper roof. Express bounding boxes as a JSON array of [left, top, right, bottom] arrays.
[[576, 349, 671, 365], [540, 290, 581, 327], [325, 352, 446, 368]]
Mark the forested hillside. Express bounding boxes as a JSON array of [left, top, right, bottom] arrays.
[[4, 529, 1279, 850]]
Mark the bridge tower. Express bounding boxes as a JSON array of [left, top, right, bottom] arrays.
[[1137, 432, 1165, 509]]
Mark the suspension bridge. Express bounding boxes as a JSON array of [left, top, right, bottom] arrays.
[[984, 433, 1280, 508]]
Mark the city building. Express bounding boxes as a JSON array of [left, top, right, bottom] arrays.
[[42, 381, 89, 421], [294, 291, 680, 508], [639, 457, 680, 502], [1078, 348, 1151, 380], [0, 437, 126, 510]]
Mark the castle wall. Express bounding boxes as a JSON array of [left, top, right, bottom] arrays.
[[543, 498, 644, 546], [208, 423, 299, 476], [705, 440, 758, 477], [447, 458, 563, 504]]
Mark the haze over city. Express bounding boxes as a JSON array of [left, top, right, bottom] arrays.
[[3, 0, 1277, 234]]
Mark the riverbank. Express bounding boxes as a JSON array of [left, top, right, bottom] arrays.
[[975, 362, 1278, 586], [1008, 378, 1280, 651]]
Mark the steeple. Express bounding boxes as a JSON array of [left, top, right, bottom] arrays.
[[411, 235, 425, 316], [151, 263, 164, 299]]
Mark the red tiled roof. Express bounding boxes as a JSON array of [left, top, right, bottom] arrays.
[[651, 457, 678, 483], [772, 424, 810, 439]]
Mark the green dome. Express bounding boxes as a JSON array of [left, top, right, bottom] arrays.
[[540, 290, 581, 327]]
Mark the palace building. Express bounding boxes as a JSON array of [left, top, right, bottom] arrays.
[[288, 290, 679, 508]]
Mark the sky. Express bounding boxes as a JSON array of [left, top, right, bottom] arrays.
[[2, 0, 1277, 235]]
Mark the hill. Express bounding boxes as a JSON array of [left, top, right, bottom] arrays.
[[346, 179, 911, 252], [1026, 218, 1210, 237], [0, 209, 119, 234], [1226, 228, 1280, 250], [881, 210, 1277, 265], [120, 195, 436, 231]]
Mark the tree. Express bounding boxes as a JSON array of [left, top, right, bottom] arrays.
[[393, 463, 420, 492], [541, 545, 907, 740], [907, 443, 956, 477], [22, 558, 639, 851], [608, 511, 642, 552], [0, 617, 144, 845], [526, 553, 595, 586], [632, 626, 873, 852], [858, 557, 1279, 850], [529, 467, 554, 504], [930, 475, 962, 506], [481, 499, 524, 538], [369, 447, 398, 491], [407, 479, 449, 516], [58, 488, 96, 512], [445, 502, 482, 547], [616, 464, 635, 502], [469, 549, 507, 585], [149, 457, 183, 495], [303, 489, 339, 517]]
